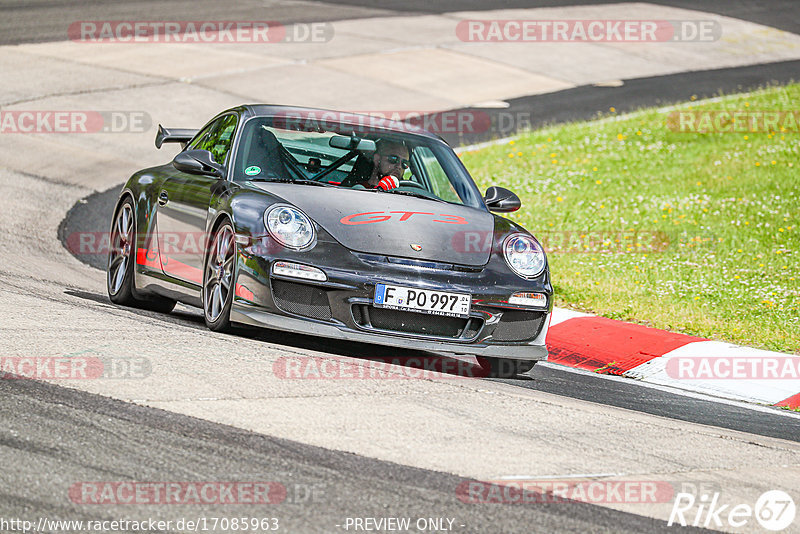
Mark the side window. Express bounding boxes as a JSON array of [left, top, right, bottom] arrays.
[[414, 146, 462, 204], [188, 114, 238, 165]]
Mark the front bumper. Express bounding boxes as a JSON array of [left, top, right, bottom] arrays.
[[231, 304, 548, 360], [231, 237, 552, 361]]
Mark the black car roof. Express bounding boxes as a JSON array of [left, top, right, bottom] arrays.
[[234, 104, 446, 143]]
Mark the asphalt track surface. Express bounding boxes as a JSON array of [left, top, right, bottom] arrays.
[[3, 0, 800, 45], [61, 184, 800, 444], [0, 376, 711, 534], [6, 0, 800, 532], [0, 355, 779, 533]]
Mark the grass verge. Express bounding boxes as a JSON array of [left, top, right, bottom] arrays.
[[461, 84, 799, 353]]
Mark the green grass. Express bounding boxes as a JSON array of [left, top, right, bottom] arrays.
[[461, 84, 799, 353]]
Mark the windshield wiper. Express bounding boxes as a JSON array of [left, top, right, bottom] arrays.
[[382, 189, 447, 203], [250, 177, 332, 187]]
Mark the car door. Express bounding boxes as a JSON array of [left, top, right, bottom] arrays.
[[156, 113, 238, 286]]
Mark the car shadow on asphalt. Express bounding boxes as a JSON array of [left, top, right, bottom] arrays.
[[64, 289, 534, 380]]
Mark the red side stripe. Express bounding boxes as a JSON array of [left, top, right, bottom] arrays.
[[137, 247, 203, 285], [546, 317, 705, 375], [160, 256, 203, 285]]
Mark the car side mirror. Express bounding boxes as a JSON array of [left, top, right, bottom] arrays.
[[484, 186, 521, 213], [173, 149, 224, 177]]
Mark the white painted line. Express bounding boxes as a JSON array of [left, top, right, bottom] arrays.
[[624, 341, 800, 405], [498, 473, 625, 480], [539, 362, 800, 419]]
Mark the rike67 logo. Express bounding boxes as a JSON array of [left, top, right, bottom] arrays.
[[669, 490, 796, 531]]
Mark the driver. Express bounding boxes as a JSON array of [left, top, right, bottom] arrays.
[[353, 139, 409, 191]]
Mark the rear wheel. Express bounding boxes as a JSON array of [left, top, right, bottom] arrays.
[[107, 197, 176, 313], [107, 199, 137, 305], [203, 221, 236, 332], [477, 357, 536, 378]]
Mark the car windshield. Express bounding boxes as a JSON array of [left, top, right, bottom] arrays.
[[231, 114, 484, 209]]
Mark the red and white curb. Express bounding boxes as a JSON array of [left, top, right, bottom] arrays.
[[545, 308, 800, 409]]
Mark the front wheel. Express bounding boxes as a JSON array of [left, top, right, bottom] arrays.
[[477, 357, 536, 378], [203, 221, 236, 332]]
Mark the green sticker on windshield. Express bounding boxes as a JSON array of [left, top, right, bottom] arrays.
[[244, 165, 261, 176]]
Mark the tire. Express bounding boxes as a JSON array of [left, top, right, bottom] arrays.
[[107, 198, 137, 306], [107, 197, 176, 314], [203, 220, 236, 332], [477, 357, 536, 378]]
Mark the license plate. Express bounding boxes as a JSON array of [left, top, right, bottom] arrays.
[[373, 284, 471, 318]]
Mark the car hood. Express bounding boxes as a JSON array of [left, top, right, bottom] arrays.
[[252, 183, 494, 266]]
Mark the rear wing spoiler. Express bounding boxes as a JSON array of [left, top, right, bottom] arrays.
[[155, 124, 199, 149]]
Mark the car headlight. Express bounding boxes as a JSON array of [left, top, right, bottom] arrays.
[[265, 205, 315, 250], [503, 234, 546, 278]]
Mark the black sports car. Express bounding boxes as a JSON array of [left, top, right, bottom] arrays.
[[107, 105, 552, 377]]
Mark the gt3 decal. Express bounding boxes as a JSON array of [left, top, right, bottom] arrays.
[[340, 211, 468, 225]]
